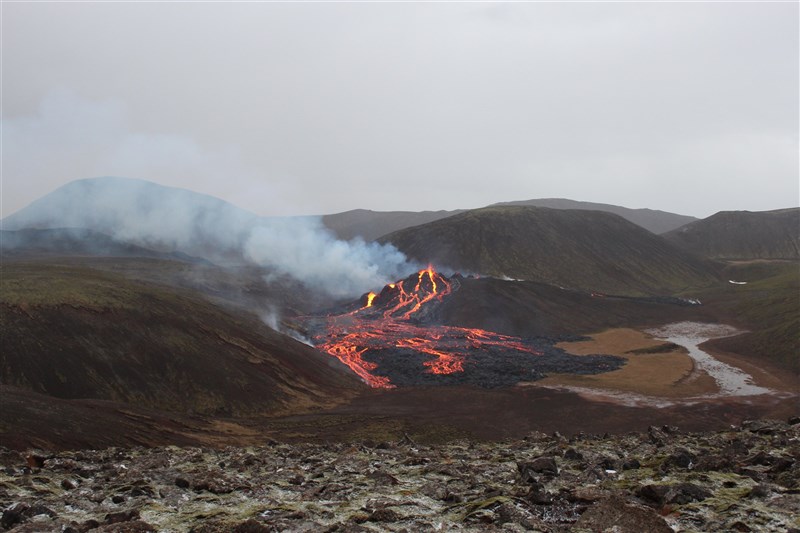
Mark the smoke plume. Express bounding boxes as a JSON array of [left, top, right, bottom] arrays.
[[2, 176, 418, 298]]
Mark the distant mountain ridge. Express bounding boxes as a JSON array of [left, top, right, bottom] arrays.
[[1, 177, 262, 262], [5, 178, 697, 247], [321, 198, 696, 241], [380, 205, 718, 296], [322, 209, 463, 241], [490, 198, 698, 235], [664, 208, 800, 260]]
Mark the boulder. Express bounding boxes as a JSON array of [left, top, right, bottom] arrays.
[[574, 496, 672, 533], [517, 456, 559, 481], [660, 448, 696, 471], [638, 483, 712, 506]]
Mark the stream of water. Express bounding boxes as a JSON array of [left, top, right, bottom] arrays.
[[646, 321, 772, 397], [535, 321, 777, 407]]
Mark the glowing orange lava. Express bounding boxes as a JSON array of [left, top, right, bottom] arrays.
[[310, 266, 542, 388], [365, 292, 377, 307]]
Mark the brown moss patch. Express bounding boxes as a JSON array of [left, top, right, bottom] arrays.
[[536, 328, 719, 398]]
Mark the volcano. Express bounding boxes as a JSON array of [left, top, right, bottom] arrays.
[[300, 267, 624, 388]]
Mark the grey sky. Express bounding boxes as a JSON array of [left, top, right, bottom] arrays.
[[2, 2, 798, 218]]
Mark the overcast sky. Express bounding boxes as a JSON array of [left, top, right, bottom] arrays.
[[2, 2, 798, 218]]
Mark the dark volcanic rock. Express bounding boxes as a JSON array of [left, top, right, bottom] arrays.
[[1, 502, 29, 529], [647, 425, 670, 447], [574, 496, 673, 533], [768, 457, 795, 474], [622, 458, 641, 470], [0, 421, 798, 531], [25, 454, 46, 469], [564, 448, 584, 461], [638, 483, 712, 506], [742, 419, 787, 435], [695, 453, 735, 472], [367, 508, 401, 522], [231, 519, 271, 532], [94, 521, 156, 532], [661, 448, 696, 471], [362, 338, 625, 388], [518, 457, 559, 479], [105, 509, 141, 524], [748, 484, 772, 499], [525, 482, 553, 505]]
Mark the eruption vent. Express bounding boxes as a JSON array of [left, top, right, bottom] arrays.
[[304, 267, 541, 388]]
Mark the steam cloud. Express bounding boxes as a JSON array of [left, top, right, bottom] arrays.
[[3, 90, 417, 297], [260, 307, 313, 345], [245, 219, 416, 297], [3, 176, 418, 298]]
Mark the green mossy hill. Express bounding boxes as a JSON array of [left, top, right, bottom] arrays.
[[491, 198, 697, 234], [381, 206, 718, 296], [0, 263, 361, 416], [322, 199, 697, 242], [436, 278, 707, 338], [322, 208, 462, 242], [665, 208, 800, 260], [699, 261, 800, 372], [13, 255, 338, 316]]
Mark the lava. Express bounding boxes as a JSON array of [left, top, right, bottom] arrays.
[[307, 266, 546, 389], [365, 292, 377, 307]]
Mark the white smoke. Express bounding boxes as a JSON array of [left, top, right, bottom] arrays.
[[260, 306, 313, 346], [245, 218, 415, 298], [2, 176, 417, 298], [3, 90, 418, 298]]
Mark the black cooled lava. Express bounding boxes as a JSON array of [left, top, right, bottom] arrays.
[[299, 267, 624, 388]]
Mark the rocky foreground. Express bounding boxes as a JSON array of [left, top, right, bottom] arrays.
[[1, 419, 798, 532]]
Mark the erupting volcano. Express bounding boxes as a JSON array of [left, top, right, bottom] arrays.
[[301, 267, 625, 388]]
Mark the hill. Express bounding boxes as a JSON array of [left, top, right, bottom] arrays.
[[436, 277, 708, 339], [322, 208, 462, 241], [1, 176, 262, 262], [0, 228, 210, 264], [381, 206, 717, 296], [698, 261, 800, 372], [0, 262, 362, 416], [321, 200, 696, 242], [492, 198, 697, 234], [663, 208, 800, 260]]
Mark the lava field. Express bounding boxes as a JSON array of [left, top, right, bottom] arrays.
[[300, 268, 625, 388]]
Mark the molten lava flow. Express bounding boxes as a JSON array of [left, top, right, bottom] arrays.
[[375, 265, 453, 320], [309, 266, 543, 388], [365, 292, 377, 307], [319, 331, 393, 388]]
